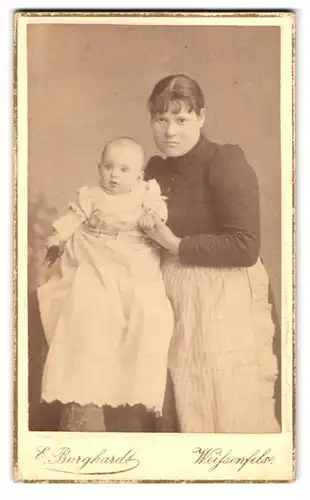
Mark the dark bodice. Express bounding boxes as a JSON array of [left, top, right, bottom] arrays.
[[145, 134, 261, 268]]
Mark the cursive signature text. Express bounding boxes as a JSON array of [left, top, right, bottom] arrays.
[[35, 446, 140, 475]]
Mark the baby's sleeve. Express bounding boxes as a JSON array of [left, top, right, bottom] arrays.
[[143, 179, 168, 223], [52, 186, 93, 241]]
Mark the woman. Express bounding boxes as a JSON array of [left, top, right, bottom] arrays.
[[144, 74, 280, 433]]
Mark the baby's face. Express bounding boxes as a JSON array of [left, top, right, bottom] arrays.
[[99, 142, 144, 195]]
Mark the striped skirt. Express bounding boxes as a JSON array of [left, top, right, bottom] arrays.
[[162, 257, 280, 433]]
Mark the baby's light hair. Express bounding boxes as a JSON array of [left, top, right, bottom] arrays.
[[100, 137, 145, 168]]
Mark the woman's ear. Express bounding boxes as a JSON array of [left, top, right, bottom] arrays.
[[199, 108, 205, 128]]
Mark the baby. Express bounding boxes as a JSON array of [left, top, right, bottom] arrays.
[[45, 138, 157, 260], [38, 137, 174, 431]]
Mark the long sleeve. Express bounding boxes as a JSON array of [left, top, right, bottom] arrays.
[[179, 145, 261, 268], [52, 211, 84, 242], [52, 186, 93, 242]]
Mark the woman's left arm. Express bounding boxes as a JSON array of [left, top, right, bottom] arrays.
[[179, 145, 260, 267]]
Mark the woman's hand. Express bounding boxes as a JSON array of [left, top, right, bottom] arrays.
[[140, 213, 181, 255]]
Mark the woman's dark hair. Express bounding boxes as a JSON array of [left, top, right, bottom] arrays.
[[147, 74, 205, 117]]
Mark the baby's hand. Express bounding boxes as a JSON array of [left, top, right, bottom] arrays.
[[43, 232, 63, 267], [139, 212, 156, 232], [44, 245, 62, 268]]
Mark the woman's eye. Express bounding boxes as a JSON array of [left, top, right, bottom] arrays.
[[177, 118, 186, 125], [156, 117, 165, 124]]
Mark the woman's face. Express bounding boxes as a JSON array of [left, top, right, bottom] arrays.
[[151, 102, 205, 157]]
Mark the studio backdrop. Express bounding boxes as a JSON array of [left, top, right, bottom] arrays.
[[27, 24, 281, 430]]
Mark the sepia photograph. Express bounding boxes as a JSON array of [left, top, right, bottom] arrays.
[[15, 11, 295, 482]]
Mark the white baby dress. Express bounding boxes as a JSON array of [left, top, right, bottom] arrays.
[[38, 179, 174, 415]]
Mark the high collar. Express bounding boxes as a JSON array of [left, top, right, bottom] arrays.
[[164, 133, 215, 171]]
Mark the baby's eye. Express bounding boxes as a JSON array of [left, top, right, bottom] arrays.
[[103, 163, 112, 170], [121, 167, 129, 173]]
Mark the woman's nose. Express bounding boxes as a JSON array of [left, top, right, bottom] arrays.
[[165, 122, 177, 138]]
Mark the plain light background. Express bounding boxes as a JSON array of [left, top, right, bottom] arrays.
[[1, 2, 308, 498], [28, 23, 281, 313]]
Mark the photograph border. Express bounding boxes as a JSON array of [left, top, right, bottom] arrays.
[[13, 10, 296, 484]]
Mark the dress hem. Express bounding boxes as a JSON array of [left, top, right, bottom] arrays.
[[41, 397, 163, 417]]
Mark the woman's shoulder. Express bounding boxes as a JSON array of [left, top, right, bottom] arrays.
[[215, 141, 247, 158], [208, 141, 258, 187], [144, 155, 165, 179], [210, 141, 248, 168]]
